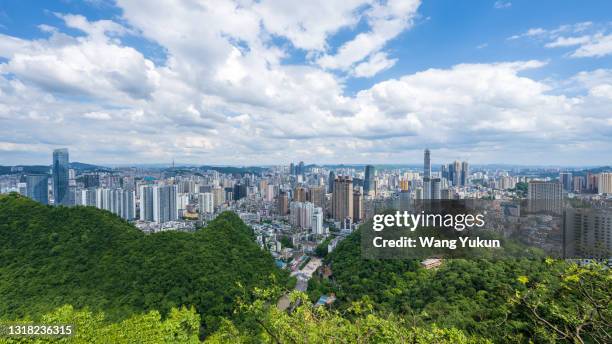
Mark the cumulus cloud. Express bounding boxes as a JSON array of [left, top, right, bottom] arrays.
[[0, 1, 610, 165]]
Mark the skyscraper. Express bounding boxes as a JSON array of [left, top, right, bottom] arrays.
[[352, 190, 363, 222], [139, 185, 154, 221], [198, 192, 214, 214], [52, 148, 70, 206], [460, 161, 469, 186], [328, 171, 335, 193], [152, 185, 178, 223], [598, 172, 612, 195], [332, 176, 353, 221], [278, 191, 289, 215], [25, 174, 49, 204], [311, 207, 324, 235], [431, 178, 441, 199], [560, 172, 573, 192], [364, 165, 376, 196], [423, 149, 431, 179], [452, 161, 461, 187]]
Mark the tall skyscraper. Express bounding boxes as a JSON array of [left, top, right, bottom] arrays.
[[353, 190, 364, 222], [278, 191, 289, 215], [307, 186, 325, 208], [452, 160, 461, 187], [152, 185, 178, 223], [328, 171, 335, 193], [294, 186, 307, 202], [52, 148, 70, 206], [332, 176, 353, 221], [364, 165, 376, 196], [423, 149, 431, 179], [25, 174, 49, 204], [560, 172, 573, 192], [460, 161, 469, 186], [139, 185, 154, 221], [298, 161, 305, 176]]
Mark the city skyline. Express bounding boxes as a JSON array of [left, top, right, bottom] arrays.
[[1, 1, 612, 165]]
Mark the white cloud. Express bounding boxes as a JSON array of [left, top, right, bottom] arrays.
[[494, 1, 512, 9], [0, 1, 611, 165]]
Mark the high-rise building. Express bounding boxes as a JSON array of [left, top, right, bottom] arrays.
[[598, 172, 612, 195], [290, 201, 314, 229], [327, 171, 335, 193], [298, 161, 305, 176], [364, 165, 376, 196], [311, 207, 324, 235], [152, 185, 178, 223], [352, 190, 363, 222], [294, 186, 307, 202], [289, 163, 296, 175], [139, 185, 154, 221], [563, 207, 612, 259], [586, 173, 598, 193], [233, 183, 247, 200], [332, 176, 353, 221], [278, 191, 289, 215], [528, 181, 563, 214], [431, 178, 441, 199], [212, 186, 225, 207], [308, 186, 325, 208], [398, 190, 411, 211], [25, 174, 49, 204], [560, 172, 573, 192], [452, 161, 461, 187], [198, 192, 214, 214], [79, 188, 96, 206], [460, 161, 469, 186], [424, 149, 431, 179], [52, 148, 71, 206], [572, 176, 585, 193]]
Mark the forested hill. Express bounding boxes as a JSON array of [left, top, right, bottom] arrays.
[[307, 227, 611, 343], [0, 193, 288, 333]]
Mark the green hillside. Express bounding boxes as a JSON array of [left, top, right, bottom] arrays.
[[0, 193, 288, 333]]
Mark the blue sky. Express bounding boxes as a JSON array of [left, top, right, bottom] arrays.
[[0, 0, 611, 165]]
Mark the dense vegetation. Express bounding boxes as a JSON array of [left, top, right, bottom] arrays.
[[0, 193, 288, 335], [1, 193, 609, 343], [308, 228, 611, 343]]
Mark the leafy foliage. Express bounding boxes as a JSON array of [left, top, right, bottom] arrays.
[[0, 193, 288, 334]]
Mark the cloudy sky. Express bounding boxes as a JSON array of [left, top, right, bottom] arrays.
[[0, 0, 611, 166]]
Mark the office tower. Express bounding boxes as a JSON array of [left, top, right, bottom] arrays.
[[308, 186, 325, 208], [152, 185, 178, 223], [440, 164, 449, 180], [25, 174, 49, 204], [328, 171, 335, 193], [364, 165, 376, 196], [290, 201, 314, 229], [431, 178, 441, 199], [527, 181, 563, 214], [423, 149, 431, 179], [450, 161, 460, 186], [289, 163, 295, 176], [352, 190, 363, 222], [294, 186, 307, 202], [212, 186, 225, 206], [198, 192, 214, 214], [332, 176, 353, 221], [598, 172, 612, 195], [298, 161, 305, 176], [233, 183, 247, 200], [311, 207, 324, 235], [52, 148, 71, 206], [559, 172, 573, 192], [139, 185, 154, 221], [278, 191, 289, 215], [563, 207, 612, 259], [460, 161, 469, 186]]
